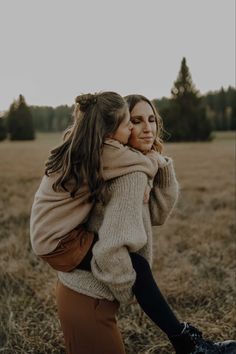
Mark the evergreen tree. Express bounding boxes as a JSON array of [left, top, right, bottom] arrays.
[[228, 87, 236, 130], [7, 100, 17, 136], [217, 88, 228, 130], [203, 88, 232, 131], [164, 57, 212, 141], [30, 104, 73, 132], [171, 57, 199, 100], [0, 116, 7, 141], [7, 95, 35, 140], [155, 86, 235, 134], [53, 105, 72, 131]]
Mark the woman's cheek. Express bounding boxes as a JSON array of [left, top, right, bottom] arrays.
[[128, 134, 139, 150]]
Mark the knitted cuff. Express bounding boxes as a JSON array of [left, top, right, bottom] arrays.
[[154, 159, 177, 188]]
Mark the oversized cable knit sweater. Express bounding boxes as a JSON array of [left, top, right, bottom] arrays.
[[58, 158, 179, 304], [30, 139, 159, 256]]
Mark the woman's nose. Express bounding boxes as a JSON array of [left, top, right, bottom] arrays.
[[143, 121, 151, 132], [129, 121, 133, 130]]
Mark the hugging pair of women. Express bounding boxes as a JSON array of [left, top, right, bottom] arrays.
[[30, 92, 236, 354]]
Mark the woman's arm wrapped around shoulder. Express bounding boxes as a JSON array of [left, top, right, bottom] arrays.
[[149, 154, 179, 226], [90, 171, 148, 304]]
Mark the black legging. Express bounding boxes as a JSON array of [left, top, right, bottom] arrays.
[[129, 252, 182, 336], [77, 240, 182, 337]]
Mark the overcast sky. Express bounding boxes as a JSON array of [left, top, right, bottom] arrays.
[[0, 0, 235, 110]]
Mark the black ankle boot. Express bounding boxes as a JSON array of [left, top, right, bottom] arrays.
[[168, 322, 236, 354]]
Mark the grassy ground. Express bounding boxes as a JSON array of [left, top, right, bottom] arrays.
[[0, 132, 235, 353]]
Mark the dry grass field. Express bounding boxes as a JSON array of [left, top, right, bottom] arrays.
[[0, 132, 235, 354]]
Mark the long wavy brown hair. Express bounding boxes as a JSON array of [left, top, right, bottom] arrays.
[[124, 94, 163, 153], [45, 92, 128, 201]]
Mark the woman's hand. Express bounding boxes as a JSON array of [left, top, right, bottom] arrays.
[[146, 150, 169, 169], [156, 154, 169, 168]]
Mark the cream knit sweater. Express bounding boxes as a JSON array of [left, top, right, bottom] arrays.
[[30, 139, 159, 255], [58, 158, 179, 304]]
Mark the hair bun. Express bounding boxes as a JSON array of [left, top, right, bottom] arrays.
[[75, 93, 97, 112]]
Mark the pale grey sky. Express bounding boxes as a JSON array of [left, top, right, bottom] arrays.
[[0, 0, 235, 110]]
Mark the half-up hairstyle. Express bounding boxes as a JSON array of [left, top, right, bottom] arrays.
[[45, 92, 128, 201], [124, 94, 163, 153]]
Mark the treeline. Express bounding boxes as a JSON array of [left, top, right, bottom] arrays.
[[29, 58, 236, 141], [31, 105, 73, 132], [30, 85, 236, 137], [0, 97, 73, 141], [203, 87, 236, 130], [154, 86, 236, 135], [0, 57, 235, 142]]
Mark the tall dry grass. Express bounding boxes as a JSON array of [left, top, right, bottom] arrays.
[[0, 132, 235, 353]]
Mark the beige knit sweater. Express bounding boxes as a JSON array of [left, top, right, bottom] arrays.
[[30, 139, 159, 255], [58, 158, 179, 304]]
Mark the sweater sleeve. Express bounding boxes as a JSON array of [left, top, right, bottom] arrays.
[[149, 157, 179, 226], [102, 141, 159, 180], [91, 172, 148, 304]]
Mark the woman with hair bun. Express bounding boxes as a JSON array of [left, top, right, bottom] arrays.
[[31, 92, 236, 354]]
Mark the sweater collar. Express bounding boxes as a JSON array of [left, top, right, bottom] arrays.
[[103, 138, 125, 149]]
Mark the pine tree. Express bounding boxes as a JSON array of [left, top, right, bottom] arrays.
[[7, 100, 17, 135], [227, 87, 236, 130], [164, 57, 212, 141], [0, 116, 7, 141], [7, 95, 35, 140], [217, 88, 228, 130], [171, 57, 199, 100]]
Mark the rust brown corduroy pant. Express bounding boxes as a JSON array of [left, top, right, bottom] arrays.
[[56, 281, 126, 354]]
